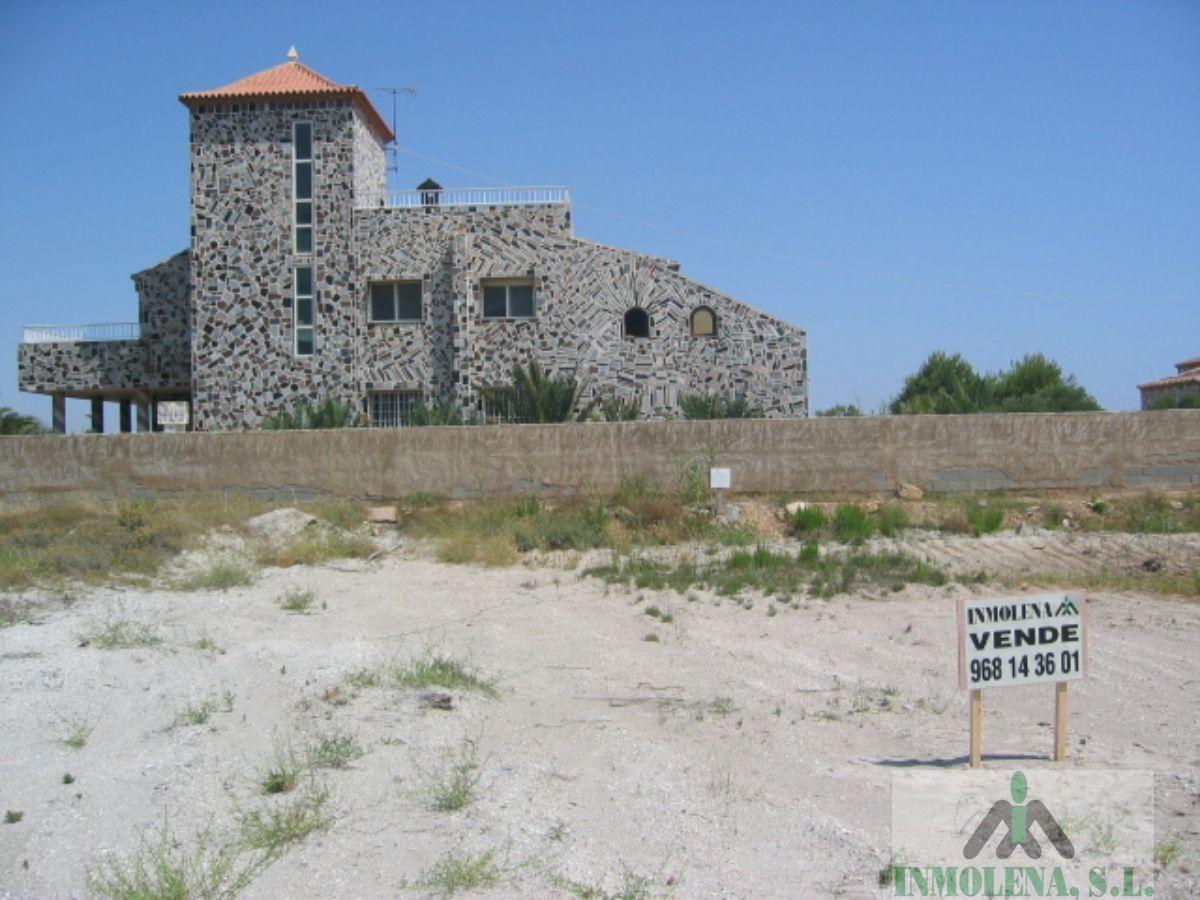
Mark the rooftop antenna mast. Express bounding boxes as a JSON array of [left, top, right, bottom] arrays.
[[376, 85, 417, 176]]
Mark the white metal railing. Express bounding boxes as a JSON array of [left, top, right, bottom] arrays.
[[374, 185, 570, 210], [22, 322, 142, 343]]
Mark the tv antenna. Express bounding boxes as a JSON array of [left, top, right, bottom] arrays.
[[376, 85, 417, 175]]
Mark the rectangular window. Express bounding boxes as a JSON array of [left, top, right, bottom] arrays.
[[369, 391, 421, 427], [368, 281, 423, 322], [295, 265, 314, 356], [293, 122, 313, 254], [481, 279, 536, 319]]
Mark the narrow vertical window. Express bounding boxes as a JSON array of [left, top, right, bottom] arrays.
[[293, 122, 313, 254], [295, 266, 314, 356]]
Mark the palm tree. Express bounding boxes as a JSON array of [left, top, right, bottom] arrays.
[[479, 360, 598, 423]]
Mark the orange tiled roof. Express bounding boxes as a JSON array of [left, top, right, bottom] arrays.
[[1138, 370, 1200, 391], [179, 50, 394, 143]]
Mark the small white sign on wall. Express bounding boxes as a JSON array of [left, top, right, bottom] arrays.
[[157, 402, 190, 427], [709, 467, 731, 490]]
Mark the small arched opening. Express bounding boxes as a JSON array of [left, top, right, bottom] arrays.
[[690, 306, 717, 337], [623, 307, 651, 339]]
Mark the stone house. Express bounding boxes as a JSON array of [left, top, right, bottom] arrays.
[[1138, 357, 1200, 410], [18, 51, 808, 432]]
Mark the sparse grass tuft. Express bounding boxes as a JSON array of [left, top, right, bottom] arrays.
[[59, 716, 95, 750], [966, 504, 1005, 537], [87, 821, 270, 900], [278, 589, 315, 614], [344, 667, 382, 689], [587, 545, 946, 600], [176, 698, 217, 726], [1154, 838, 1180, 869], [642, 633, 660, 643], [418, 850, 500, 896], [387, 652, 498, 697], [257, 531, 375, 568], [175, 561, 257, 592], [306, 499, 365, 531], [875, 505, 909, 538], [239, 783, 330, 851], [401, 491, 445, 508], [410, 479, 718, 565], [557, 867, 654, 899], [78, 618, 162, 650], [4, 810, 23, 824], [308, 730, 364, 770], [790, 506, 827, 536], [832, 504, 874, 543], [259, 744, 304, 794], [422, 741, 482, 812]]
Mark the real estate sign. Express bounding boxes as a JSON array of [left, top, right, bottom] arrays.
[[957, 593, 1087, 691]]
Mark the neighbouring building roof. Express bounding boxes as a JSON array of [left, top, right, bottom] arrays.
[[1139, 371, 1200, 391], [178, 47, 394, 144], [1174, 356, 1200, 373]]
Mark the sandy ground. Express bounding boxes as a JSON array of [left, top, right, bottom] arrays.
[[1, 532, 1198, 899]]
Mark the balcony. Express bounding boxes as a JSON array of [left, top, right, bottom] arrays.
[[370, 185, 570, 210], [23, 322, 142, 343]]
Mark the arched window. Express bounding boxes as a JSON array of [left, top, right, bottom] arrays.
[[690, 306, 717, 337], [623, 307, 650, 339]]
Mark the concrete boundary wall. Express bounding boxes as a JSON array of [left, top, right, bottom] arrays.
[[1, 412, 1198, 503]]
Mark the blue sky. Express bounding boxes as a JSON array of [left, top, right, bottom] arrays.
[[2, 0, 1197, 425]]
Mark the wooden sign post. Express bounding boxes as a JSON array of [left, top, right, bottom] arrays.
[[957, 593, 1088, 768]]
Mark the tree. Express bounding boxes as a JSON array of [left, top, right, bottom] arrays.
[[478, 360, 598, 423], [889, 352, 987, 415], [889, 352, 1101, 415], [988, 354, 1100, 413], [0, 406, 47, 435]]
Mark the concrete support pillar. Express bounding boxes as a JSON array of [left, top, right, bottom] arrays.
[[119, 400, 132, 434], [137, 399, 151, 433], [90, 398, 104, 434], [52, 394, 66, 434]]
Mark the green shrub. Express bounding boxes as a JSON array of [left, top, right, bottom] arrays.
[[600, 395, 641, 421], [791, 506, 827, 536], [875, 505, 909, 538], [833, 505, 874, 543], [1148, 394, 1200, 410], [966, 504, 1004, 536], [261, 398, 363, 429]]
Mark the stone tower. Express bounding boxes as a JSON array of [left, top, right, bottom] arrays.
[[179, 48, 391, 430]]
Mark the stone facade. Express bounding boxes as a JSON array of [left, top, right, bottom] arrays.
[[353, 205, 808, 418], [18, 55, 808, 429]]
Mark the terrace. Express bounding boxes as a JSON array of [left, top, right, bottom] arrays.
[[361, 185, 570, 211], [18, 322, 189, 433]]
